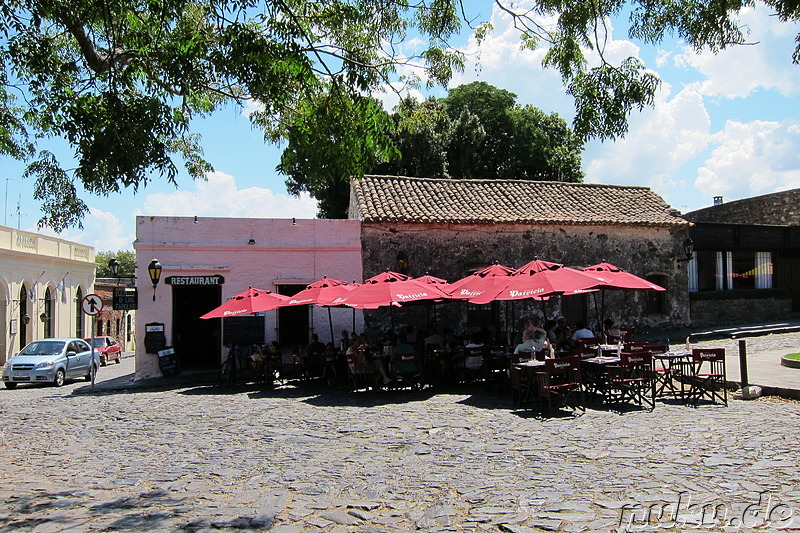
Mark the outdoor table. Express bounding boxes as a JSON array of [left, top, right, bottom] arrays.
[[653, 351, 690, 399], [511, 360, 546, 408], [580, 356, 620, 402]]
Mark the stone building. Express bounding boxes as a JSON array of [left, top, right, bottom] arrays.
[[683, 190, 800, 327], [349, 175, 692, 337], [0, 224, 96, 364]]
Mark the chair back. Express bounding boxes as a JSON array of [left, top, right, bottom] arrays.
[[692, 348, 725, 363], [577, 337, 601, 348], [511, 350, 532, 364], [619, 351, 652, 367], [544, 355, 580, 375], [534, 349, 548, 361], [623, 341, 649, 353], [646, 343, 668, 355], [572, 345, 597, 359], [393, 351, 421, 374]]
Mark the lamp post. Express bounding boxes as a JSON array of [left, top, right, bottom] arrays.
[[148, 259, 162, 301]]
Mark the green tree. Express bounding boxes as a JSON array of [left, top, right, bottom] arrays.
[[0, 0, 463, 230], [2, 0, 798, 229], [290, 82, 584, 217], [95, 250, 135, 277]]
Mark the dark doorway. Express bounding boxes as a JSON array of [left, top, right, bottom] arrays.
[[172, 285, 221, 370], [276, 284, 308, 352]]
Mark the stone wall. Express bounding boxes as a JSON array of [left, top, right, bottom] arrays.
[[685, 189, 800, 225], [690, 295, 793, 328], [361, 222, 691, 338]]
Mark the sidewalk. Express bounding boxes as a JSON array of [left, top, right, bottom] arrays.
[[642, 319, 800, 399]]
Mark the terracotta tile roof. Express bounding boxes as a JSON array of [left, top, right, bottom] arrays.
[[351, 175, 688, 227]]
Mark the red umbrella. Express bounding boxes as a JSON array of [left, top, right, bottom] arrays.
[[200, 287, 290, 319], [281, 277, 351, 307], [334, 271, 450, 309], [447, 263, 514, 301], [581, 262, 666, 291], [469, 260, 602, 305], [581, 262, 666, 335]]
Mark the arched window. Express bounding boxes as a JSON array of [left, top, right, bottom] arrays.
[[43, 287, 53, 338], [19, 285, 28, 350], [75, 287, 84, 338]]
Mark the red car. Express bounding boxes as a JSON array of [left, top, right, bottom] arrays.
[[85, 336, 122, 366]]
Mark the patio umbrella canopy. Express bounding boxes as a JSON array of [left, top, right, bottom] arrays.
[[200, 287, 290, 319], [334, 271, 451, 309], [581, 262, 666, 291], [278, 277, 352, 344], [469, 260, 602, 305], [446, 263, 514, 301], [580, 262, 666, 334]]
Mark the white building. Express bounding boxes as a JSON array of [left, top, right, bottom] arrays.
[[0, 225, 96, 364]]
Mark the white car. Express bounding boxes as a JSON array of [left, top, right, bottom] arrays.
[[2, 338, 100, 389]]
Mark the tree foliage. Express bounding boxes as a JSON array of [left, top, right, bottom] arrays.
[[95, 250, 135, 277], [287, 82, 585, 218], [0, 0, 463, 230], [1, 0, 798, 229]]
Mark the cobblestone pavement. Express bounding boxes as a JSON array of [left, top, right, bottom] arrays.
[[1, 341, 799, 532]]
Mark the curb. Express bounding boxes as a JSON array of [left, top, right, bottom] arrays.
[[780, 355, 800, 369]]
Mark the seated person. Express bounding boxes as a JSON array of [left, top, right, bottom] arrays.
[[550, 316, 572, 351], [301, 333, 326, 377], [570, 321, 597, 347], [603, 319, 622, 342], [514, 326, 553, 358]]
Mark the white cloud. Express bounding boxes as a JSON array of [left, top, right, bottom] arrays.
[[694, 120, 800, 201], [36, 208, 135, 252], [584, 83, 712, 204], [672, 4, 800, 98], [136, 171, 319, 220]]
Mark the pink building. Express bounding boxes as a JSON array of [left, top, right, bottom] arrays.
[[134, 216, 363, 379]]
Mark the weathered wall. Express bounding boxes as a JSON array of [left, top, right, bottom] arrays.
[[685, 189, 800, 225], [361, 222, 691, 338], [690, 297, 792, 327]]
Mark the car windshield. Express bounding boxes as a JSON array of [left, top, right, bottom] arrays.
[[20, 341, 65, 356]]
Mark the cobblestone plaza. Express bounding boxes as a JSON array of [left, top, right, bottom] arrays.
[[1, 336, 799, 532]]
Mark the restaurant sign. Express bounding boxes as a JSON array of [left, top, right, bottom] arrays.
[[165, 275, 225, 286]]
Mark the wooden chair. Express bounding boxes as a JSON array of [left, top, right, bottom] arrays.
[[535, 355, 584, 416], [607, 352, 655, 410], [683, 348, 728, 406], [622, 341, 649, 353], [346, 351, 375, 391], [392, 351, 424, 389], [456, 345, 488, 384]]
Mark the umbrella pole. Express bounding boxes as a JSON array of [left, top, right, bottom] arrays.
[[352, 308, 356, 334], [540, 298, 547, 325], [592, 292, 601, 337], [328, 307, 334, 345]]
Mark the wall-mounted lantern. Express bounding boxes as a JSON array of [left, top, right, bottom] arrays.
[[677, 238, 695, 263], [148, 259, 163, 301]]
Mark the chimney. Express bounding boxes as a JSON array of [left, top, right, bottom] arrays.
[[713, 196, 723, 206]]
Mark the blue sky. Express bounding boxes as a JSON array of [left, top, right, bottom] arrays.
[[3, 1, 800, 252]]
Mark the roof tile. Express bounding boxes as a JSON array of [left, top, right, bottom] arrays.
[[351, 175, 687, 227]]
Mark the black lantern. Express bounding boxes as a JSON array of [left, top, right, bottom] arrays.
[[148, 259, 162, 301], [39, 312, 47, 322], [677, 238, 695, 263], [22, 314, 31, 325], [108, 257, 120, 277]]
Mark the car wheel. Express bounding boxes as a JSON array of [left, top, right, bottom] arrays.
[[4, 382, 17, 390], [116, 355, 121, 364], [53, 369, 65, 387], [100, 356, 107, 367], [85, 364, 97, 382]]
